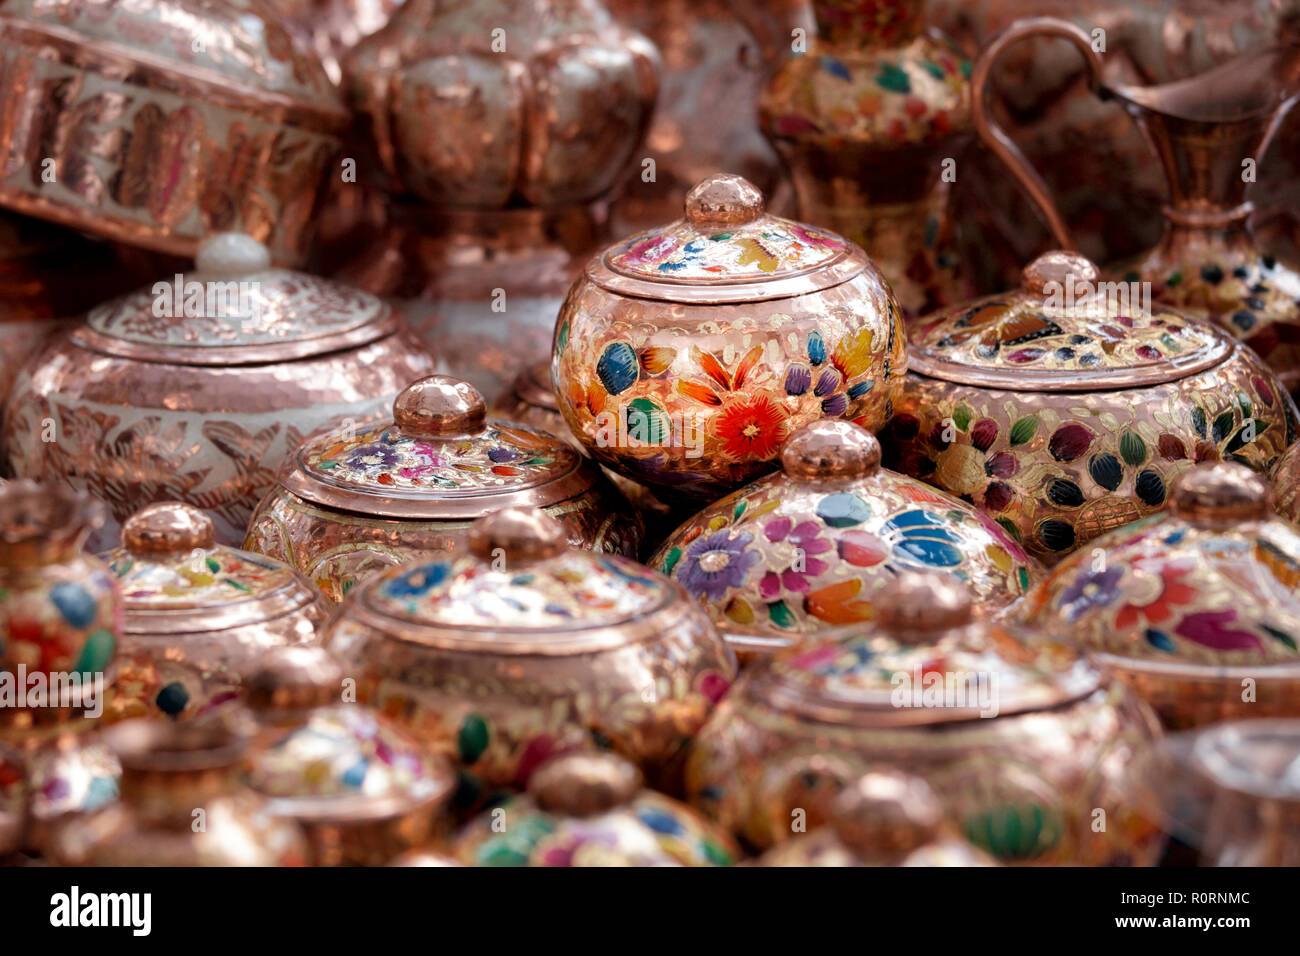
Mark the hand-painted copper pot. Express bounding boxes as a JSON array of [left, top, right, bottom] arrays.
[[1271, 438, 1300, 524], [757, 770, 996, 866], [972, 19, 1300, 393], [241, 646, 457, 866], [759, 0, 974, 317], [100, 502, 331, 723], [450, 751, 738, 866], [0, 0, 345, 266], [684, 571, 1165, 863], [1018, 462, 1300, 730], [323, 506, 736, 800], [50, 719, 308, 866], [245, 375, 643, 602], [3, 233, 439, 550], [880, 250, 1297, 564], [650, 420, 1039, 657], [553, 172, 907, 504], [1191, 719, 1300, 866]]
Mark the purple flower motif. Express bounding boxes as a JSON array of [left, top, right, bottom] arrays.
[[346, 443, 398, 470], [1057, 565, 1124, 622], [488, 447, 520, 463], [677, 531, 761, 601], [821, 394, 849, 416], [813, 368, 842, 397], [759, 517, 832, 597], [784, 364, 812, 396]]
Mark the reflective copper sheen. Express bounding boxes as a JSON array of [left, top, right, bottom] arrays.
[[779, 420, 882, 484], [530, 752, 644, 817], [1169, 462, 1273, 527], [122, 503, 216, 555]]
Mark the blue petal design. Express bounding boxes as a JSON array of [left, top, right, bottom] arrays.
[[816, 492, 872, 528], [50, 582, 97, 629], [596, 342, 640, 395], [808, 331, 827, 366], [820, 55, 852, 81], [1145, 628, 1177, 653], [847, 380, 875, 399], [893, 539, 963, 567]]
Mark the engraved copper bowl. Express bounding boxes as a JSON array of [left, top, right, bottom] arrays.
[[50, 719, 308, 866], [450, 751, 738, 866], [756, 770, 996, 867], [245, 374, 644, 601], [323, 506, 737, 800], [649, 420, 1040, 657], [0, 0, 346, 266], [2, 233, 438, 549], [684, 572, 1165, 863], [880, 250, 1298, 564], [241, 646, 457, 866], [1018, 462, 1300, 731], [552, 172, 907, 504], [100, 502, 330, 723]]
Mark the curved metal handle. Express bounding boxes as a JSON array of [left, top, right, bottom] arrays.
[[971, 17, 1107, 251]]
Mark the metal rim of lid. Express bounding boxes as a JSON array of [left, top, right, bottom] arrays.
[[1191, 719, 1300, 802]]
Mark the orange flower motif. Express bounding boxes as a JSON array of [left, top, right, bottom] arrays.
[[715, 394, 788, 460], [831, 328, 875, 379], [1114, 559, 1199, 630]]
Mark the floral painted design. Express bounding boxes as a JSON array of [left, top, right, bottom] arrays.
[[104, 545, 295, 607], [1, 558, 120, 688], [607, 217, 845, 280]]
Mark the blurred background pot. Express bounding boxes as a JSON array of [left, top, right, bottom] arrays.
[[245, 375, 643, 601], [3, 233, 438, 549]]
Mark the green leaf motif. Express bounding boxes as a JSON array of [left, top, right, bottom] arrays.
[[767, 601, 797, 628], [661, 546, 682, 576], [996, 518, 1023, 544], [625, 397, 668, 445], [1262, 625, 1298, 651], [952, 405, 972, 431], [457, 714, 490, 765], [1119, 431, 1147, 466], [1008, 416, 1038, 446], [734, 499, 748, 521]]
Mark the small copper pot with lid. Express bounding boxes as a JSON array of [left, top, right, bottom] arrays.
[[323, 506, 736, 800], [552, 172, 907, 504], [1019, 461, 1300, 730], [684, 571, 1165, 863], [240, 646, 457, 866], [881, 250, 1297, 564], [101, 502, 331, 723], [449, 751, 738, 866], [2, 233, 439, 549], [650, 420, 1039, 657], [246, 374, 644, 601]]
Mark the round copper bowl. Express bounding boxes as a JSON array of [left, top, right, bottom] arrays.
[[880, 250, 1297, 565], [0, 0, 346, 265], [552, 171, 907, 504], [322, 506, 736, 799], [684, 571, 1166, 863], [245, 373, 644, 601], [1018, 461, 1300, 730], [649, 420, 1040, 657], [2, 233, 438, 549], [99, 501, 331, 723]]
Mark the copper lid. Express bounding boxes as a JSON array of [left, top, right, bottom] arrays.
[[754, 571, 1101, 725], [587, 173, 872, 304], [342, 506, 686, 655], [907, 250, 1234, 391], [103, 501, 324, 632], [1192, 720, 1300, 802], [831, 771, 945, 857], [104, 718, 247, 775], [243, 646, 346, 714], [280, 375, 597, 520], [70, 234, 396, 365], [0, 479, 104, 560], [530, 752, 643, 817]]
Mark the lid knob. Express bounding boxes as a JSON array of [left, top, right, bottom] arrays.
[[1020, 250, 1099, 298], [832, 771, 944, 857], [194, 232, 272, 277], [242, 646, 346, 714], [529, 752, 643, 816], [685, 173, 766, 230], [122, 502, 215, 554], [468, 506, 569, 564], [393, 375, 487, 438], [875, 572, 973, 639], [781, 420, 881, 482], [1170, 461, 1272, 525]]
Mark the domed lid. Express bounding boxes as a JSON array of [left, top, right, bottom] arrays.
[[589, 173, 873, 304], [1192, 720, 1300, 802], [753, 572, 1101, 725], [0, 479, 103, 564], [103, 501, 324, 632], [281, 375, 597, 520], [70, 234, 396, 365], [1021, 462, 1300, 671], [650, 420, 1038, 653], [907, 251, 1234, 390], [243, 648, 456, 823], [339, 507, 687, 655]]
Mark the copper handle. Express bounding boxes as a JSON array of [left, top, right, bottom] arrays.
[[971, 17, 1106, 251]]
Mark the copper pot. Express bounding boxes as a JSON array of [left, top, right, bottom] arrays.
[[684, 571, 1165, 863], [650, 420, 1040, 657], [450, 751, 738, 865], [1018, 461, 1300, 730], [880, 250, 1297, 564], [100, 502, 331, 723], [553, 172, 907, 504], [3, 233, 439, 549], [245, 374, 644, 601], [240, 646, 457, 866], [1271, 437, 1300, 524], [322, 506, 736, 799], [0, 0, 345, 266]]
